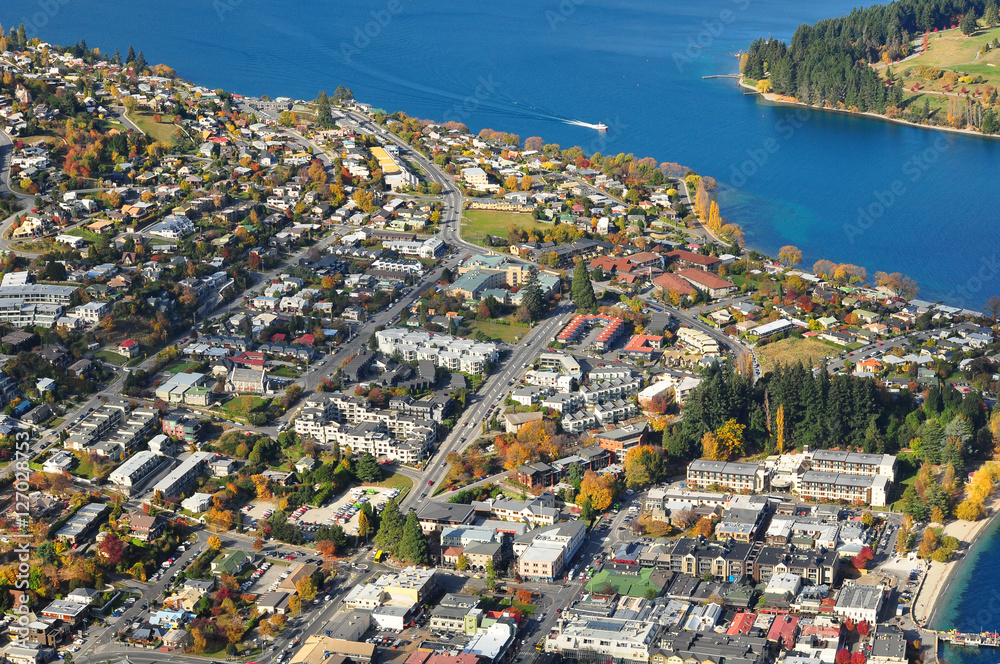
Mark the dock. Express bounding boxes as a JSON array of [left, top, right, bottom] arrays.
[[703, 74, 741, 79], [937, 630, 1000, 647]]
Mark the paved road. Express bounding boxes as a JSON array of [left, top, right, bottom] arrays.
[[399, 301, 578, 512], [112, 106, 144, 134]]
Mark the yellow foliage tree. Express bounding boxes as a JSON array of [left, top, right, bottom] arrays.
[[775, 405, 786, 454], [715, 419, 746, 460], [207, 535, 222, 551], [579, 470, 615, 511], [956, 498, 986, 521], [701, 431, 723, 461]]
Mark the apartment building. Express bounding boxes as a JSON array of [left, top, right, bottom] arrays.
[[151, 451, 214, 499], [109, 450, 163, 495], [806, 449, 897, 482], [795, 471, 891, 507], [294, 393, 436, 463], [375, 328, 498, 374], [676, 327, 720, 355], [687, 459, 767, 493]]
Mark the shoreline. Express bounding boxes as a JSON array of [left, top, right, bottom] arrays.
[[737, 78, 1000, 141], [912, 492, 1000, 631]]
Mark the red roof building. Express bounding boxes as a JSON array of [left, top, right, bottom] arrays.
[[766, 614, 800, 650], [558, 314, 627, 351], [667, 249, 721, 272], [676, 268, 737, 297], [622, 334, 664, 358], [652, 272, 697, 297], [727, 612, 758, 635]]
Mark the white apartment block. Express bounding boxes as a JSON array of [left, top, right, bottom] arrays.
[[676, 327, 721, 355], [375, 329, 498, 374]]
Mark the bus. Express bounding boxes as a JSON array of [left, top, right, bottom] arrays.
[[374, 550, 385, 563]]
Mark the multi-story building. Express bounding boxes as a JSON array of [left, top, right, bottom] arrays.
[[687, 459, 767, 493], [795, 471, 891, 507], [151, 451, 214, 499], [675, 327, 720, 355], [109, 450, 163, 495], [375, 329, 498, 374], [557, 314, 627, 351], [514, 521, 586, 581], [295, 393, 436, 463], [162, 416, 205, 442], [547, 615, 661, 662], [0, 301, 63, 328], [806, 449, 897, 482], [0, 284, 77, 305]]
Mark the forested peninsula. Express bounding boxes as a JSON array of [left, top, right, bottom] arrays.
[[742, 0, 1000, 134]]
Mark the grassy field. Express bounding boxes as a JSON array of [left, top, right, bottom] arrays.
[[94, 350, 127, 366], [461, 319, 529, 344], [223, 395, 268, 415], [587, 567, 663, 598], [756, 336, 836, 372], [375, 472, 414, 498], [130, 112, 178, 145], [166, 361, 200, 374], [461, 209, 550, 246], [889, 25, 1000, 96]]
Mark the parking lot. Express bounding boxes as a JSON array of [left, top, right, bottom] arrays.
[[292, 486, 401, 535], [246, 559, 282, 593]]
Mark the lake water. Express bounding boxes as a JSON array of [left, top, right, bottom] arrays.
[[931, 514, 1000, 664], [4, 0, 1000, 307]]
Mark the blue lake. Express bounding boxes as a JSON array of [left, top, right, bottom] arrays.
[[4, 0, 1000, 307]]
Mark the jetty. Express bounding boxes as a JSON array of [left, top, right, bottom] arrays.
[[937, 630, 1000, 647], [703, 74, 740, 79]]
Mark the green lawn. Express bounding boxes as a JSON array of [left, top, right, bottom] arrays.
[[130, 112, 179, 145], [461, 319, 530, 344], [889, 24, 1000, 97], [65, 227, 100, 243], [376, 472, 414, 497], [270, 365, 302, 378], [94, 350, 127, 366], [166, 361, 200, 374], [223, 395, 268, 415], [461, 209, 550, 246], [587, 567, 663, 598]]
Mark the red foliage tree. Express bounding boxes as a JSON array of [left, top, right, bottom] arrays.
[[851, 652, 867, 664], [857, 620, 870, 637], [835, 649, 852, 664], [98, 533, 125, 566]]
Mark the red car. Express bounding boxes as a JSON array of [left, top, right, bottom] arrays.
[[427, 480, 434, 486]]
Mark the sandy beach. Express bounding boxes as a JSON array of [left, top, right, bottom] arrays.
[[912, 493, 1000, 629], [738, 79, 1000, 141]]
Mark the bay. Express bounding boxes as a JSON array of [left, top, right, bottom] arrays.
[[3, 0, 1000, 306]]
